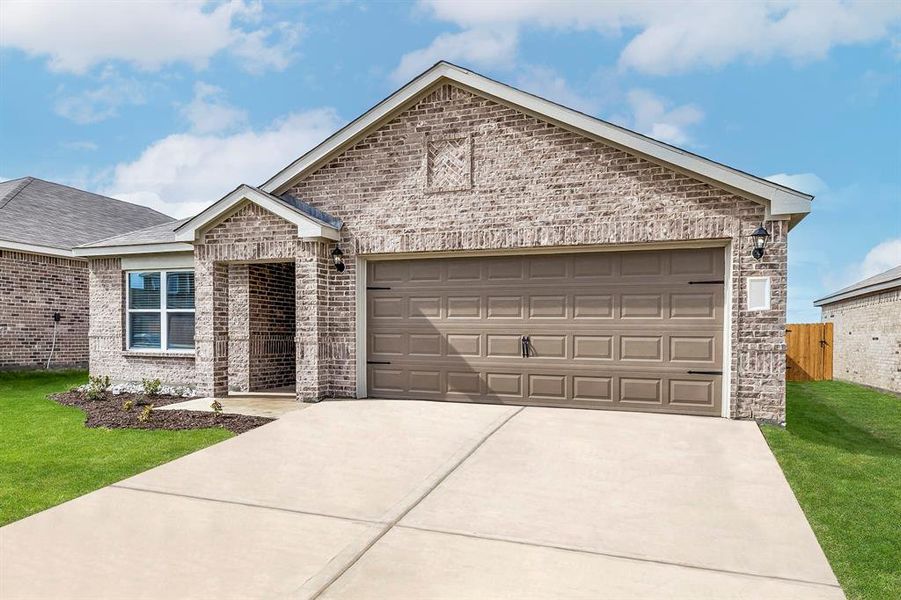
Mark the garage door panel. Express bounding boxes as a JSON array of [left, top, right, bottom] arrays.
[[620, 336, 663, 361], [620, 378, 663, 404], [573, 294, 614, 318], [573, 376, 613, 402], [529, 296, 567, 318], [669, 379, 716, 407], [367, 248, 724, 416], [446, 333, 481, 357], [487, 296, 523, 318], [573, 336, 613, 360]]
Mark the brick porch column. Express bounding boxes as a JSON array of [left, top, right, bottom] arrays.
[[227, 264, 250, 393], [195, 259, 229, 397], [295, 241, 329, 401]]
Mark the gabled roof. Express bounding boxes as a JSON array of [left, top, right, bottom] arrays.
[[0, 177, 173, 256], [814, 265, 901, 306], [261, 61, 813, 225], [74, 184, 342, 256]]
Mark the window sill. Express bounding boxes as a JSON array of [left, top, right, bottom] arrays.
[[122, 350, 196, 359]]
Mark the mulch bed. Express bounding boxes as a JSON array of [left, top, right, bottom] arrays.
[[51, 391, 273, 435]]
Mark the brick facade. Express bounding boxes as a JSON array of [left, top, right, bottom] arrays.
[[248, 262, 296, 391], [821, 289, 901, 393], [87, 82, 790, 421], [87, 257, 196, 385], [0, 250, 89, 370]]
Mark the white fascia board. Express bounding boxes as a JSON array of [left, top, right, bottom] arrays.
[[260, 62, 813, 222], [73, 242, 195, 257], [121, 252, 194, 270], [0, 240, 81, 259], [174, 185, 339, 242]]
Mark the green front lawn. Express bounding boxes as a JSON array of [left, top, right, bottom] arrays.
[[0, 370, 232, 526], [762, 381, 901, 600]]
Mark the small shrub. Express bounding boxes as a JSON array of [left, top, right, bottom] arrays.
[[85, 375, 111, 401], [141, 378, 162, 397], [210, 399, 223, 415], [121, 398, 134, 411], [138, 404, 154, 423]]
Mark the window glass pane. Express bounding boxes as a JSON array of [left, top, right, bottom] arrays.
[[167, 272, 195, 309], [167, 313, 195, 349], [129, 313, 161, 349], [129, 272, 160, 309]]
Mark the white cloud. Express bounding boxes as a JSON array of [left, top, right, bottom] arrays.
[[54, 68, 146, 124], [391, 28, 517, 82], [102, 108, 343, 218], [514, 66, 599, 114], [622, 89, 704, 145], [766, 173, 829, 196], [0, 0, 299, 74], [415, 0, 901, 75], [180, 82, 248, 134], [855, 239, 901, 280]]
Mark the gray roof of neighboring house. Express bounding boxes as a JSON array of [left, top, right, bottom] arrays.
[[0, 177, 173, 250], [81, 186, 342, 248], [814, 264, 901, 306]]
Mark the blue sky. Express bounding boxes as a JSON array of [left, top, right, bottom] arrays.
[[1, 0, 899, 321]]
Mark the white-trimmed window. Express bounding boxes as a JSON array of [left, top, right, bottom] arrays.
[[746, 276, 771, 311], [126, 270, 195, 351]]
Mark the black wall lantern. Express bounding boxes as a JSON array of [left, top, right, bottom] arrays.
[[331, 245, 346, 272], [750, 225, 770, 260]]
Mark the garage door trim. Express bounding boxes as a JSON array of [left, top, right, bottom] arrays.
[[355, 242, 733, 418]]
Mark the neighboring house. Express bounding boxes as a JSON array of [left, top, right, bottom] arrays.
[[74, 62, 814, 423], [815, 265, 901, 393], [0, 177, 173, 370]]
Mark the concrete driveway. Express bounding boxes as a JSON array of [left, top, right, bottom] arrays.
[[0, 401, 842, 599]]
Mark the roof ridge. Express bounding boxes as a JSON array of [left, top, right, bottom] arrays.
[[0, 177, 35, 210], [22, 177, 175, 221]]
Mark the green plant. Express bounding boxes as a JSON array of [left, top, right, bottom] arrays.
[[210, 399, 223, 415], [84, 375, 111, 402], [121, 398, 134, 411], [138, 404, 154, 423], [141, 378, 162, 397]]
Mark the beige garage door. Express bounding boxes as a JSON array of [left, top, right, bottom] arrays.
[[366, 248, 724, 416]]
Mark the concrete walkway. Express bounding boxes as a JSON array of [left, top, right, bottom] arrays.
[[157, 395, 305, 418], [0, 401, 843, 599]]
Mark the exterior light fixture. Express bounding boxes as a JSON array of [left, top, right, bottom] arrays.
[[331, 246, 345, 272], [750, 225, 770, 260]]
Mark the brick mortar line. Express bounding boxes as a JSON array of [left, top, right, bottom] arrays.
[[394, 523, 842, 590], [109, 484, 380, 526], [304, 405, 526, 600]]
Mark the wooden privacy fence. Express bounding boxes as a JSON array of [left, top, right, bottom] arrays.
[[785, 323, 833, 382]]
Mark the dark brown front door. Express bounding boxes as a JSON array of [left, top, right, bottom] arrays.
[[366, 247, 724, 416]]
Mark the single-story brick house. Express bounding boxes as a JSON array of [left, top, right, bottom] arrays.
[[74, 62, 814, 423], [0, 177, 172, 370], [815, 265, 900, 393]]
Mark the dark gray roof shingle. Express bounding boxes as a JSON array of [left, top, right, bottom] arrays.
[[82, 184, 342, 249], [80, 218, 190, 248], [814, 264, 901, 306], [0, 177, 174, 250]]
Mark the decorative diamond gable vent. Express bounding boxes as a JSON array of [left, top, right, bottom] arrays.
[[424, 133, 472, 193]]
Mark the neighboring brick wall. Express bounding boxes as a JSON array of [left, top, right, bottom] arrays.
[[87, 257, 196, 386], [822, 289, 901, 393], [0, 250, 89, 370], [287, 83, 788, 422], [248, 262, 296, 391]]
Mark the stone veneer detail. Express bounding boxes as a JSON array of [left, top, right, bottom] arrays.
[[821, 289, 901, 393], [1, 250, 89, 369], [87, 82, 790, 421]]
